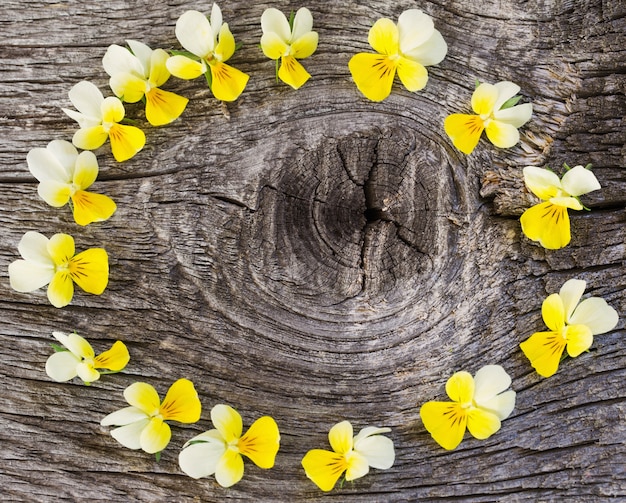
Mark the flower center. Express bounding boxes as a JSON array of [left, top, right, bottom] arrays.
[[227, 439, 240, 453]]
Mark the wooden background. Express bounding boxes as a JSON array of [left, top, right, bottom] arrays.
[[1, 0, 624, 501]]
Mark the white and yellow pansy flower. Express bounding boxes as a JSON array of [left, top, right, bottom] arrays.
[[8, 231, 109, 308], [444, 81, 532, 154], [348, 9, 447, 102], [179, 404, 280, 487], [103, 40, 188, 126], [301, 420, 395, 492], [62, 81, 146, 162], [520, 279, 618, 377], [46, 331, 129, 384], [26, 140, 116, 226], [260, 7, 318, 89], [520, 164, 601, 249], [166, 4, 249, 102]]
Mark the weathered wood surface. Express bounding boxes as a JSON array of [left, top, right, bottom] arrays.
[[1, 0, 625, 501]]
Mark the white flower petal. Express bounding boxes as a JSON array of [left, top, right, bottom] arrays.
[[353, 426, 391, 445], [354, 434, 395, 470], [493, 81, 521, 110], [570, 297, 619, 335], [101, 406, 148, 426], [176, 10, 214, 57], [559, 279, 586, 322], [127, 40, 153, 76], [209, 3, 223, 41], [62, 107, 98, 129], [109, 418, 150, 450], [45, 351, 80, 382], [561, 165, 601, 197], [523, 166, 561, 199], [473, 365, 512, 403], [68, 81, 104, 119], [261, 8, 291, 41], [179, 433, 227, 479], [26, 148, 68, 184], [103, 44, 145, 79], [477, 390, 516, 420], [8, 259, 55, 292], [493, 103, 533, 128], [17, 231, 53, 264], [47, 140, 78, 174], [402, 29, 447, 66], [398, 9, 434, 53], [291, 8, 314, 42]]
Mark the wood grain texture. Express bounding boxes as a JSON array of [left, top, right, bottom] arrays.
[[1, 0, 624, 501]]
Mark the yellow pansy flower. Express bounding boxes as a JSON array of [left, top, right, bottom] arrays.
[[45, 331, 129, 384], [260, 7, 318, 89], [301, 420, 395, 492], [26, 140, 116, 226], [348, 9, 447, 102], [62, 81, 146, 162], [178, 404, 280, 487], [166, 4, 249, 102], [8, 231, 109, 308], [103, 40, 188, 126], [520, 164, 601, 249], [520, 279, 618, 377], [101, 379, 201, 454], [444, 81, 532, 154], [420, 365, 516, 450]]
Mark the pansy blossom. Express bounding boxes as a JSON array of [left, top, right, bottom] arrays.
[[26, 140, 116, 226], [166, 4, 249, 102], [444, 81, 532, 154], [520, 164, 601, 249], [101, 379, 202, 454], [178, 404, 280, 487], [520, 279, 618, 377], [8, 231, 109, 308], [348, 9, 447, 102], [62, 81, 146, 162], [301, 420, 395, 492], [103, 40, 188, 126], [45, 331, 129, 384], [420, 365, 516, 450], [260, 8, 318, 89]]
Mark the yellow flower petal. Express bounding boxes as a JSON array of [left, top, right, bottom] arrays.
[[69, 248, 109, 294], [564, 324, 593, 357], [328, 420, 353, 454], [73, 151, 99, 190], [140, 416, 171, 454], [215, 23, 235, 63], [368, 18, 399, 55], [523, 166, 562, 200], [108, 123, 145, 162], [520, 331, 565, 377], [101, 96, 125, 123], [443, 113, 484, 155], [108, 73, 146, 103], [38, 180, 71, 207], [260, 32, 288, 60], [72, 125, 109, 151], [215, 448, 244, 487], [420, 401, 467, 450], [348, 53, 396, 102], [445, 370, 474, 403], [148, 48, 171, 88], [63, 332, 95, 359], [209, 61, 249, 102], [520, 201, 571, 249], [278, 56, 311, 89], [94, 340, 130, 371], [211, 404, 243, 443], [301, 449, 347, 492], [290, 31, 318, 59], [76, 361, 101, 383], [71, 190, 117, 226], [396, 56, 428, 92], [542, 293, 566, 332], [238, 416, 280, 468], [485, 119, 520, 149], [47, 271, 74, 308], [344, 450, 369, 481], [145, 88, 188, 126], [159, 378, 201, 423], [124, 382, 160, 415], [549, 196, 583, 210], [471, 83, 498, 115], [47, 233, 75, 265], [466, 408, 501, 440], [166, 55, 205, 80]]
